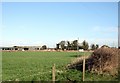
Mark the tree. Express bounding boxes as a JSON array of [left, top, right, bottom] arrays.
[[61, 44, 65, 50], [41, 45, 47, 50], [82, 40, 89, 50], [59, 41, 66, 50], [56, 44, 60, 50], [91, 44, 99, 50], [96, 44, 99, 49], [91, 44, 96, 50], [66, 41, 72, 50], [72, 40, 78, 50]]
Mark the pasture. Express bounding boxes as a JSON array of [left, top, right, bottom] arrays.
[[2, 51, 117, 81]]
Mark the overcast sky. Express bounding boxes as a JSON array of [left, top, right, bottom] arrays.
[[1, 2, 118, 47]]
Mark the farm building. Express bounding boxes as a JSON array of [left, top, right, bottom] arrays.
[[0, 46, 41, 51], [0, 47, 14, 51]]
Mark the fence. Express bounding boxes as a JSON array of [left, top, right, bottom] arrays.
[[52, 56, 86, 81]]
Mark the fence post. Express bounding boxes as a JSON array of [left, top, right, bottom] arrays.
[[83, 56, 85, 81], [52, 64, 55, 82]]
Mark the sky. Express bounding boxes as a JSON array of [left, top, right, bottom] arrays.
[[1, 2, 118, 48], [1, 0, 120, 2]]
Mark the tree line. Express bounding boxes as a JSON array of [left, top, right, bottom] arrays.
[[56, 40, 99, 51], [40, 39, 99, 51]]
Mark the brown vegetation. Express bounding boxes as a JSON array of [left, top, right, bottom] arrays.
[[67, 48, 119, 76]]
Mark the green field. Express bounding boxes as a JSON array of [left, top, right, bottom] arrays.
[[2, 51, 117, 81]]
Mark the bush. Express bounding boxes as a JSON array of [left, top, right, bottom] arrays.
[[67, 48, 119, 76], [88, 48, 119, 75]]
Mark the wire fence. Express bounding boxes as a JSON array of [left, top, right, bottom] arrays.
[[52, 56, 87, 81]]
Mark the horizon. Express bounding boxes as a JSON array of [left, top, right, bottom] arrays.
[[1, 2, 118, 48]]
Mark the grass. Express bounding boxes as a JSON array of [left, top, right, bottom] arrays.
[[2, 51, 79, 81], [2, 51, 117, 81]]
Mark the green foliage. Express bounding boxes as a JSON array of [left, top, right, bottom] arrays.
[[41, 45, 47, 50], [96, 44, 99, 49], [85, 71, 118, 81], [55, 69, 82, 81], [56, 44, 60, 50], [91, 44, 99, 50], [72, 40, 78, 50], [57, 40, 79, 50], [82, 40, 89, 50], [91, 44, 96, 50], [66, 41, 72, 50], [60, 41, 66, 50]]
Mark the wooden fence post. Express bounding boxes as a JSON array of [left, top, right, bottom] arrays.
[[52, 64, 55, 82], [83, 56, 85, 81]]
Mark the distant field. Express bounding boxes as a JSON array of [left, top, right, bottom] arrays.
[[2, 51, 117, 81]]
